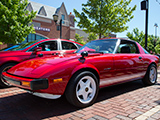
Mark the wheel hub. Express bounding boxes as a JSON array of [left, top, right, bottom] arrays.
[[85, 87, 89, 92]]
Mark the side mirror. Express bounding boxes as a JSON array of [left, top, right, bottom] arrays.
[[81, 51, 88, 58], [34, 47, 42, 53]]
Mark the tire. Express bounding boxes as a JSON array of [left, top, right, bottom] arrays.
[[65, 71, 99, 108], [142, 64, 157, 85], [0, 63, 17, 87]]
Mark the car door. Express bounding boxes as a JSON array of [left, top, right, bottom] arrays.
[[88, 39, 117, 87], [113, 40, 144, 83]]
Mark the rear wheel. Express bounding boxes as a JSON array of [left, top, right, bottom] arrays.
[[142, 64, 157, 85], [65, 71, 99, 107], [0, 63, 17, 87]]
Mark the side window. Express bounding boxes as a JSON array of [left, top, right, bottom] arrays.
[[76, 44, 82, 49], [29, 41, 58, 51], [143, 47, 149, 54], [48, 41, 57, 51], [62, 41, 77, 50], [117, 40, 139, 54]]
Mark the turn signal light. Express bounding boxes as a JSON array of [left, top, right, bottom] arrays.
[[53, 78, 63, 83], [22, 81, 30, 87]]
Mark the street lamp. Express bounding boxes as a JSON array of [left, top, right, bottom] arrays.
[[141, 0, 149, 50], [154, 23, 158, 47], [53, 14, 62, 39]]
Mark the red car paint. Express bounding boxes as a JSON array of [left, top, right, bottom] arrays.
[[2, 38, 159, 96]]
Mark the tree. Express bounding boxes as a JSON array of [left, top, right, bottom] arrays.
[[0, 0, 36, 45], [126, 28, 145, 45], [74, 0, 136, 39], [75, 33, 86, 45], [126, 28, 160, 53], [155, 41, 160, 54], [87, 33, 98, 42]]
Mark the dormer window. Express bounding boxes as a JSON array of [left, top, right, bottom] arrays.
[[38, 6, 47, 16], [26, 3, 33, 12]]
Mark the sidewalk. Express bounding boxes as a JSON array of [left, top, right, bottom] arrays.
[[0, 69, 160, 120], [134, 69, 160, 120]]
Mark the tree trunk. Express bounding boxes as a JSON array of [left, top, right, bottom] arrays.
[[99, 33, 101, 39]]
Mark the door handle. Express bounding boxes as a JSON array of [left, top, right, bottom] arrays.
[[38, 53, 43, 57], [139, 56, 142, 60]]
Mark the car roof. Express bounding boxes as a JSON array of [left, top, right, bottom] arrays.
[[93, 37, 136, 43], [37, 38, 83, 46]]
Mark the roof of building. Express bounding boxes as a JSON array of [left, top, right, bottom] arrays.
[[27, 1, 58, 19]]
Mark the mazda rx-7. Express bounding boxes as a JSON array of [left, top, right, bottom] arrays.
[[2, 38, 158, 107]]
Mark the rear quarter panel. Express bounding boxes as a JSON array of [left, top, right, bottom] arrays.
[[137, 42, 159, 72]]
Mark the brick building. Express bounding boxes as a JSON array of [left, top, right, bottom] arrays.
[[0, 1, 75, 49], [24, 1, 75, 43]]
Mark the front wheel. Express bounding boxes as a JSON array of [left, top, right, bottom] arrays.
[[65, 71, 99, 107], [142, 64, 157, 85], [0, 63, 17, 87]]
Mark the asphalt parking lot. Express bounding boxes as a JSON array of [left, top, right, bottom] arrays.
[[0, 70, 160, 120]]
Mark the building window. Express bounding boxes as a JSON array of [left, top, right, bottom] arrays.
[[61, 14, 65, 24], [35, 34, 47, 40], [23, 33, 47, 43]]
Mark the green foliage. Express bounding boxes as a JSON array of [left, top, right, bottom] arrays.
[[126, 28, 160, 54], [75, 33, 86, 45], [74, 0, 136, 39], [87, 33, 98, 42], [0, 0, 36, 44]]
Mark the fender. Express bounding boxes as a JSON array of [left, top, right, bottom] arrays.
[[148, 59, 158, 67], [71, 63, 100, 77], [0, 57, 22, 66], [141, 54, 159, 74]]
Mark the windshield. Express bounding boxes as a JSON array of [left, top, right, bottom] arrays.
[[76, 39, 118, 54], [0, 45, 19, 51], [7, 40, 39, 51]]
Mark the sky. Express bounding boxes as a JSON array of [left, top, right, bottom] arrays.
[[30, 0, 160, 38]]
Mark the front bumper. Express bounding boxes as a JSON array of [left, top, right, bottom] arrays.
[[27, 91, 61, 99], [2, 72, 48, 90]]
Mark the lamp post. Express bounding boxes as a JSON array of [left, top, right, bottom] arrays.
[[53, 14, 62, 39], [141, 0, 149, 50], [154, 23, 158, 47]]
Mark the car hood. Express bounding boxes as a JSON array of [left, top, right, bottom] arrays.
[[7, 53, 80, 78], [0, 51, 23, 57]]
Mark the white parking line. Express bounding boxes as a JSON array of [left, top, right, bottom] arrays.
[[135, 105, 160, 120]]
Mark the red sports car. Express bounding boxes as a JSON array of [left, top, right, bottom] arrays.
[[0, 39, 82, 87], [2, 38, 159, 107]]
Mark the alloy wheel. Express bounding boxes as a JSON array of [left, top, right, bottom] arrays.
[[76, 76, 96, 104]]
